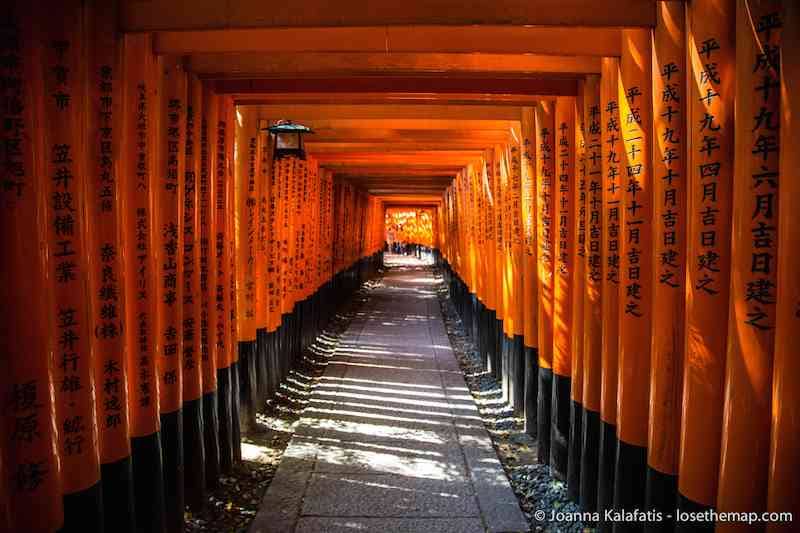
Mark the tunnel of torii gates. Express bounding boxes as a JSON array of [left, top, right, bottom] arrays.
[[0, 0, 799, 532]]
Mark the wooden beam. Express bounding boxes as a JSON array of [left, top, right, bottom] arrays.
[[153, 26, 622, 57], [122, 0, 656, 30], [219, 77, 576, 96], [233, 92, 544, 106], [245, 103, 521, 121], [189, 52, 602, 78]]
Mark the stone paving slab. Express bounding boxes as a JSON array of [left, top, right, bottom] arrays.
[[251, 256, 527, 532], [295, 517, 486, 533]]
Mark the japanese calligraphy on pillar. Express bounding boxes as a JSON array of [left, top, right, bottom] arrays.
[[123, 35, 159, 436], [215, 101, 230, 367], [200, 88, 217, 393], [586, 88, 603, 285], [44, 12, 102, 492], [1, 8, 63, 526], [183, 78, 201, 402], [620, 67, 650, 319], [741, 8, 781, 332], [679, 0, 735, 506], [88, 5, 130, 464], [157, 65, 185, 412]]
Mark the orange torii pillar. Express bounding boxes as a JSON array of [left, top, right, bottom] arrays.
[[213, 95, 237, 474], [768, 2, 800, 528], [200, 85, 221, 491], [0, 6, 64, 531], [155, 57, 187, 533], [121, 33, 166, 533], [89, 4, 136, 529], [505, 143, 526, 415], [535, 101, 556, 466], [233, 106, 259, 434], [521, 107, 539, 438], [183, 74, 206, 512], [551, 96, 576, 481], [597, 56, 622, 533], [613, 28, 654, 530], [676, 0, 735, 527], [42, 4, 104, 530], [580, 74, 603, 514], [646, 1, 686, 527], [258, 119, 279, 401], [567, 87, 586, 501], [717, 1, 783, 529], [492, 148, 506, 383], [481, 153, 500, 376]]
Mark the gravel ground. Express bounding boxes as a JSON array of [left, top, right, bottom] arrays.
[[185, 279, 379, 533], [433, 267, 592, 533]]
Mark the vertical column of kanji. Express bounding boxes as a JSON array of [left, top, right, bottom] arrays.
[[510, 140, 526, 416], [717, 2, 783, 526], [234, 106, 258, 434], [568, 89, 586, 501], [265, 129, 282, 391], [535, 101, 555, 466], [474, 162, 487, 370], [154, 57, 186, 533], [255, 119, 272, 400], [0, 5, 63, 530], [120, 33, 165, 533], [679, 1, 736, 524], [493, 148, 505, 384], [646, 2, 686, 524], [214, 96, 234, 474], [521, 107, 539, 438], [551, 96, 575, 481], [86, 3, 134, 529], [482, 154, 498, 372], [499, 147, 513, 397], [597, 57, 622, 532], [224, 98, 242, 463], [42, 3, 105, 530], [200, 86, 220, 489], [614, 29, 653, 527], [182, 74, 205, 512], [581, 74, 603, 513], [767, 2, 799, 527], [467, 164, 478, 341]]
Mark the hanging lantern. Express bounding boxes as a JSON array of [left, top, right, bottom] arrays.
[[265, 120, 313, 160]]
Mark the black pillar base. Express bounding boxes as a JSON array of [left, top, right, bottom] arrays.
[[230, 360, 242, 462], [101, 456, 135, 533], [612, 439, 647, 533], [202, 390, 220, 490], [217, 366, 234, 473], [523, 346, 538, 437], [131, 432, 166, 533], [183, 397, 206, 512], [160, 409, 184, 533], [597, 420, 618, 533], [537, 367, 553, 465], [237, 341, 258, 434], [580, 408, 601, 514], [501, 334, 511, 403], [256, 328, 269, 403], [645, 467, 678, 532], [60, 481, 104, 533], [510, 335, 525, 415], [550, 373, 571, 480], [494, 319, 504, 383], [567, 399, 583, 502]]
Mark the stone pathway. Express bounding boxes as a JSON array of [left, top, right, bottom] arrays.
[[250, 255, 528, 533]]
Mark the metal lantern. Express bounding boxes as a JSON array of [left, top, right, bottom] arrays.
[[265, 120, 313, 160]]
